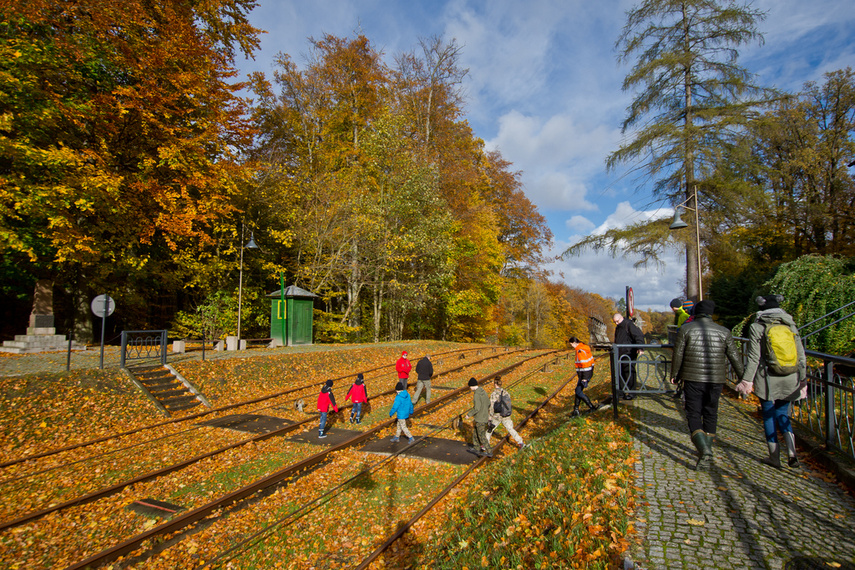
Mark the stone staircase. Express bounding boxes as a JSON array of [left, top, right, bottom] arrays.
[[128, 365, 205, 415]]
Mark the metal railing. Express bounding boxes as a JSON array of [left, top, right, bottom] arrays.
[[608, 341, 855, 461], [793, 349, 855, 459], [120, 330, 168, 368]]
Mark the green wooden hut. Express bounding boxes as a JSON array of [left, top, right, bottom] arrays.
[[267, 285, 318, 346]]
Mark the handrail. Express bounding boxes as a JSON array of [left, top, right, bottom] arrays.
[[798, 299, 855, 340]]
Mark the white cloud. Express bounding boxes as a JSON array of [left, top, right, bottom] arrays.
[[566, 215, 596, 233], [547, 201, 684, 311], [484, 110, 622, 211]]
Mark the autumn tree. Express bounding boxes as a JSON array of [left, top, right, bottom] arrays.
[[568, 0, 770, 302], [0, 0, 260, 338]]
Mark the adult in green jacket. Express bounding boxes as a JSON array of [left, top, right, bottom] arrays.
[[736, 295, 807, 468], [466, 377, 492, 457]]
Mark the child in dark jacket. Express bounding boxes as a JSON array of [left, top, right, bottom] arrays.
[[345, 373, 369, 424], [317, 380, 338, 438]]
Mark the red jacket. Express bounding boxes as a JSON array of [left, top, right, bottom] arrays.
[[345, 383, 368, 403], [317, 387, 338, 412], [396, 356, 411, 379]]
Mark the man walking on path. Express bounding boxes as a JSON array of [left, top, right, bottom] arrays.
[[736, 294, 807, 468], [613, 313, 645, 399], [466, 377, 492, 457], [670, 299, 744, 470], [395, 350, 412, 390], [568, 336, 600, 417], [413, 355, 433, 404]]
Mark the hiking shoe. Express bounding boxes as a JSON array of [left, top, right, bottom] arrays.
[[349, 416, 355, 424], [788, 456, 800, 468], [590, 403, 601, 412], [570, 409, 580, 418], [408, 437, 415, 444], [518, 443, 526, 449], [318, 433, 327, 439], [355, 418, 361, 424], [391, 437, 399, 443]]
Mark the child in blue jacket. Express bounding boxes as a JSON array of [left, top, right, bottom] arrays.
[[389, 382, 414, 444]]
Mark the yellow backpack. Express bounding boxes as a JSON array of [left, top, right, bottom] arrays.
[[764, 323, 798, 375]]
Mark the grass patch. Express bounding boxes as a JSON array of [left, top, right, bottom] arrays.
[[411, 393, 636, 568]]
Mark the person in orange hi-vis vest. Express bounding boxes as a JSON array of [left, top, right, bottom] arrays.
[[568, 337, 601, 417]]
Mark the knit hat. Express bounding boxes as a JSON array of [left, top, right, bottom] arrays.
[[356, 372, 364, 384], [670, 298, 682, 309], [681, 299, 694, 314], [468, 377, 478, 387], [757, 294, 782, 309], [402, 350, 408, 356], [694, 300, 715, 315], [395, 382, 404, 391], [325, 379, 333, 387]]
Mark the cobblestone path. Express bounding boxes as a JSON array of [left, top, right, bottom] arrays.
[[627, 393, 855, 569]]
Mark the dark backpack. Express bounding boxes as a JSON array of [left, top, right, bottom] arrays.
[[764, 323, 799, 376], [493, 392, 512, 417]]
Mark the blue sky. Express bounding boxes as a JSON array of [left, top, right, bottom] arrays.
[[235, 0, 855, 311]]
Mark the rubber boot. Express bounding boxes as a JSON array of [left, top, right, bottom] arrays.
[[570, 407, 581, 418], [761, 441, 782, 469], [579, 392, 597, 412], [691, 430, 712, 471], [783, 432, 799, 468], [705, 432, 715, 465]]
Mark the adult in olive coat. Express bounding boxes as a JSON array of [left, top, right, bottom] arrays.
[[671, 300, 744, 470], [466, 377, 492, 457], [736, 295, 807, 468]]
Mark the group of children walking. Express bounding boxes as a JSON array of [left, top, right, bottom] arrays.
[[316, 344, 598, 450]]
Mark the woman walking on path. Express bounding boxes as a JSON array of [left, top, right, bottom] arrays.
[[736, 294, 807, 468]]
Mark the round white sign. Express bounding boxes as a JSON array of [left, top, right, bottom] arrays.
[[91, 294, 116, 318]]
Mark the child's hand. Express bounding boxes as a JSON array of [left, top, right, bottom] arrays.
[[333, 405, 339, 413]]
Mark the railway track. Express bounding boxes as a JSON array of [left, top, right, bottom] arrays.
[[0, 346, 512, 529], [0, 347, 591, 569], [65, 351, 592, 569]]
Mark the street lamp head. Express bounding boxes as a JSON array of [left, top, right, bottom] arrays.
[[245, 232, 259, 250], [669, 208, 689, 230]]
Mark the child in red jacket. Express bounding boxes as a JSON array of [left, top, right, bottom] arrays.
[[345, 373, 369, 424], [395, 350, 412, 390], [317, 380, 338, 438]]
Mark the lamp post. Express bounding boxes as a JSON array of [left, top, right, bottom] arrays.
[[668, 186, 703, 301], [237, 225, 259, 348]]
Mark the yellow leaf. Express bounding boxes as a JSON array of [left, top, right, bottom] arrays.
[[686, 519, 705, 526]]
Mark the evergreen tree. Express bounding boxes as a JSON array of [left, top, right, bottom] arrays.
[[568, 0, 771, 302]]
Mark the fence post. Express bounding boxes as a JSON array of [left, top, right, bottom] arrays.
[[825, 359, 836, 448], [611, 344, 619, 420], [120, 331, 127, 368], [160, 330, 167, 365]]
